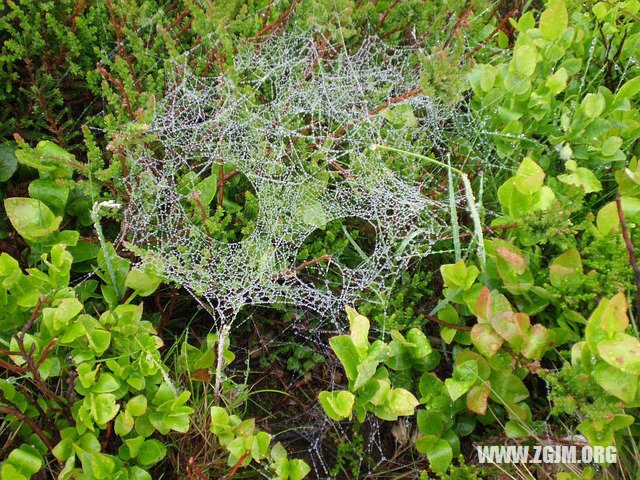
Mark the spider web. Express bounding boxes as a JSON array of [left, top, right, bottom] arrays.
[[121, 31, 459, 323], [118, 29, 491, 478]]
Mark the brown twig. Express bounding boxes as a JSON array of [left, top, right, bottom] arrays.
[[502, 345, 546, 375], [192, 191, 214, 245], [187, 457, 208, 480], [221, 450, 251, 479], [422, 313, 471, 331], [465, 7, 519, 59], [0, 388, 58, 456], [305, 85, 424, 177], [106, 0, 142, 93], [273, 254, 333, 280], [616, 194, 640, 326], [0, 406, 57, 453], [12, 298, 68, 410], [372, 0, 402, 36], [217, 162, 226, 209], [244, 0, 301, 44], [96, 63, 136, 118]]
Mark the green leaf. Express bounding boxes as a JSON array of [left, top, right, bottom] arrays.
[[615, 76, 640, 102], [480, 65, 496, 92], [597, 197, 640, 234], [416, 435, 453, 475], [251, 431, 271, 460], [210, 406, 230, 433], [471, 324, 504, 357], [126, 396, 148, 417], [505, 420, 530, 438], [2, 444, 43, 478], [520, 324, 551, 359], [489, 370, 529, 405], [417, 410, 445, 436], [193, 174, 217, 206], [491, 311, 529, 346], [125, 436, 145, 458], [593, 362, 638, 402], [492, 239, 527, 275], [582, 93, 606, 119], [52, 297, 84, 330], [4, 197, 62, 240], [125, 270, 161, 297], [353, 358, 381, 390], [597, 333, 640, 374], [406, 328, 432, 358], [549, 248, 582, 290], [0, 144, 17, 182], [88, 329, 111, 355], [137, 439, 166, 466], [346, 306, 369, 355], [599, 292, 629, 334], [28, 179, 69, 215], [539, 0, 568, 40], [601, 136, 623, 157], [329, 335, 359, 382], [318, 390, 354, 421], [300, 202, 327, 227], [419, 373, 443, 403], [91, 393, 120, 425], [114, 410, 134, 436], [440, 260, 478, 290], [15, 141, 74, 178], [558, 160, 602, 193], [514, 157, 545, 195], [386, 388, 419, 416], [545, 67, 568, 94], [513, 45, 537, 77], [52, 437, 74, 462], [445, 360, 478, 401], [287, 459, 311, 480], [92, 373, 120, 393]]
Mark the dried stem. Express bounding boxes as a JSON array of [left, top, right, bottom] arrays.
[[372, 0, 401, 35], [422, 313, 471, 331], [222, 450, 251, 479], [273, 254, 333, 280], [616, 194, 640, 326], [245, 0, 301, 44]]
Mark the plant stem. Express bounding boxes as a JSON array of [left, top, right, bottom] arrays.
[[213, 323, 231, 406], [447, 156, 461, 261], [91, 200, 122, 299], [370, 144, 486, 271], [616, 194, 640, 327]]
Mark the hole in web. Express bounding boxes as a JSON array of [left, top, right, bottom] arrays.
[[193, 166, 259, 244], [295, 216, 377, 284]]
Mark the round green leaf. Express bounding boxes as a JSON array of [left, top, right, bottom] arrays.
[[137, 439, 167, 466], [513, 45, 537, 77], [4, 197, 62, 240], [582, 93, 605, 119], [539, 0, 568, 40]]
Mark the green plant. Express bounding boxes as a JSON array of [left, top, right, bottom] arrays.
[[209, 406, 310, 480], [0, 240, 191, 479]]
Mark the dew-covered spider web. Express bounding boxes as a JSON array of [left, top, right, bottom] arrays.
[[121, 31, 469, 321], [118, 29, 491, 478]]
